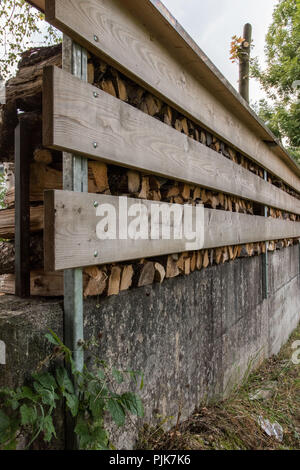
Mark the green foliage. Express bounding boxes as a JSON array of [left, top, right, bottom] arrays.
[[0, 331, 144, 450], [250, 0, 300, 163], [0, 0, 61, 79]]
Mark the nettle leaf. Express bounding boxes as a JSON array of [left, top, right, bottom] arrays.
[[20, 404, 37, 426], [32, 372, 57, 391], [65, 393, 79, 418], [91, 425, 109, 450], [20, 386, 38, 402], [0, 410, 11, 443], [107, 399, 125, 427], [89, 396, 105, 419], [121, 392, 144, 417], [42, 415, 56, 442], [75, 417, 93, 449], [56, 367, 74, 395], [45, 333, 60, 346], [33, 383, 58, 407], [112, 369, 124, 384]]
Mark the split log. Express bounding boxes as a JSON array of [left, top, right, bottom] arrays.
[[120, 265, 134, 291], [90, 162, 109, 193], [127, 171, 141, 193], [165, 255, 180, 278], [154, 262, 166, 283], [100, 78, 117, 97], [196, 251, 203, 270], [203, 250, 210, 268], [138, 177, 150, 199], [135, 261, 155, 287], [107, 266, 122, 296], [83, 267, 107, 297]]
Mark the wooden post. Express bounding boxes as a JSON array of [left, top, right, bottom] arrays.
[[239, 23, 252, 103], [62, 35, 88, 449], [14, 118, 30, 297]]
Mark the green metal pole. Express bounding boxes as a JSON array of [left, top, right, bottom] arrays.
[[263, 170, 269, 299], [62, 35, 88, 449]]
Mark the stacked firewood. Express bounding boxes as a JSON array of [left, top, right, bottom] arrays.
[[0, 44, 299, 297]]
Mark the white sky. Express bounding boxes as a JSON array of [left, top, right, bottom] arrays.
[[162, 0, 278, 104]]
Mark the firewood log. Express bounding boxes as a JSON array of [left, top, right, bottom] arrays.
[[154, 262, 166, 284], [107, 266, 122, 296], [34, 148, 53, 165], [120, 265, 134, 291], [90, 162, 109, 193], [203, 250, 210, 268]]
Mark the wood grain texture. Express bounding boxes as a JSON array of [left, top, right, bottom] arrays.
[[44, 190, 300, 271], [45, 0, 300, 192], [43, 67, 300, 215], [0, 205, 44, 239]]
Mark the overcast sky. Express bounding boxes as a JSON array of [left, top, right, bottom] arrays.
[[162, 0, 278, 104]]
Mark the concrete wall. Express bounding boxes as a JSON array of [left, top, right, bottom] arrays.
[[0, 244, 299, 448]]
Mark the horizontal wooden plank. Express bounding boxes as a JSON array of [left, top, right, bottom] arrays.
[[45, 0, 300, 192], [0, 271, 63, 296], [0, 206, 44, 239], [44, 190, 300, 271], [43, 66, 300, 215]]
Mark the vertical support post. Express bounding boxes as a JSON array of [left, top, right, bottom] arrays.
[[15, 118, 30, 298], [239, 23, 252, 103], [62, 35, 88, 449], [262, 170, 269, 299]]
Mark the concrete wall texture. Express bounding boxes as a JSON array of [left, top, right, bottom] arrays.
[[0, 244, 299, 448]]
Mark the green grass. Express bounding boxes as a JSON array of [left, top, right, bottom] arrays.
[[139, 322, 300, 450]]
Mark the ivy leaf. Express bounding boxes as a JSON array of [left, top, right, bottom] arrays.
[[121, 392, 144, 417], [20, 404, 37, 426], [107, 399, 125, 427]]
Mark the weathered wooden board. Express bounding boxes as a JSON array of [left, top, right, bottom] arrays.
[[43, 66, 300, 215], [44, 190, 300, 271], [44, 0, 300, 192]]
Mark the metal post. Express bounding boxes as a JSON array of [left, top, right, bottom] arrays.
[[262, 170, 269, 299], [62, 35, 88, 449], [15, 118, 30, 298], [239, 23, 252, 103]]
